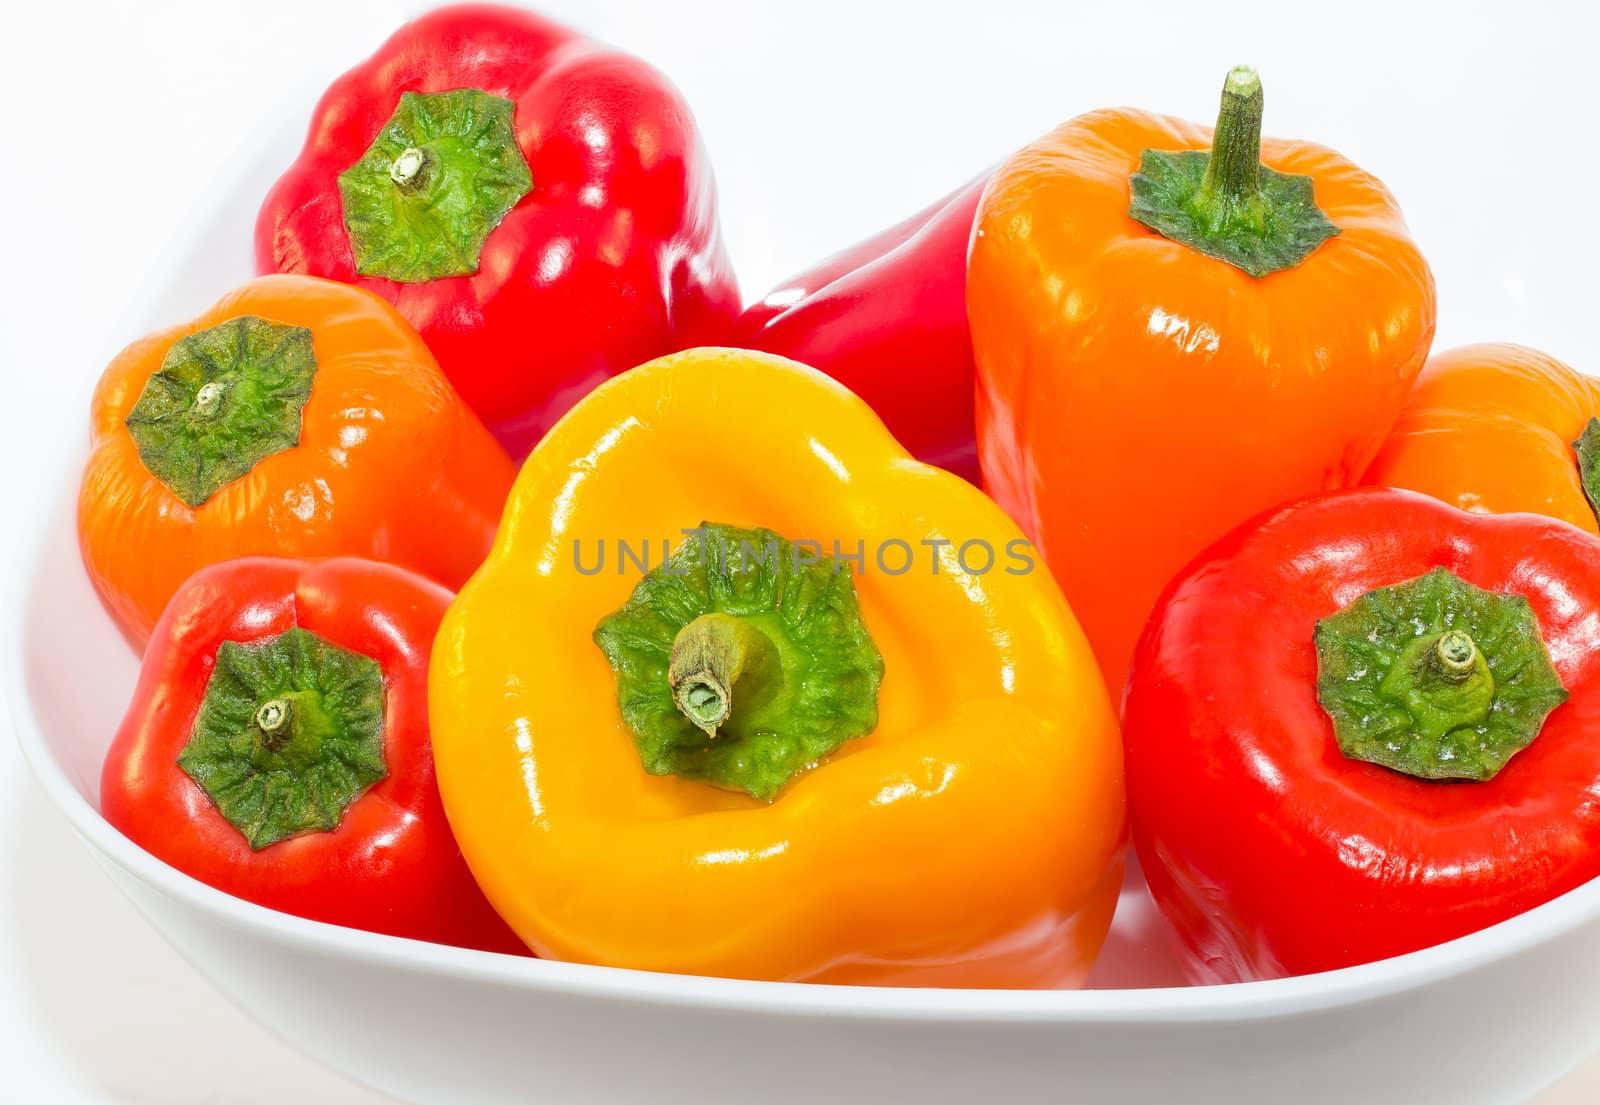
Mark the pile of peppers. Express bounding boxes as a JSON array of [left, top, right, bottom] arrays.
[[78, 3, 1600, 990]]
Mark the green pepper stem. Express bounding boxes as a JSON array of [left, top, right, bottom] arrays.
[[1199, 65, 1265, 205], [178, 628, 387, 851], [668, 613, 782, 738], [1378, 628, 1497, 743], [1127, 65, 1338, 278], [124, 316, 317, 508], [1313, 567, 1571, 782], [594, 522, 884, 800], [339, 90, 531, 282]]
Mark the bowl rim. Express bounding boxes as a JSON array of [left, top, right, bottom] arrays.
[[16, 461, 1600, 1024]]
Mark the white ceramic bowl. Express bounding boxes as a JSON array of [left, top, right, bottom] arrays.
[[12, 138, 1600, 1105]]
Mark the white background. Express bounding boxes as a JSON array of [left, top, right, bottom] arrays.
[[2, 0, 1597, 1100]]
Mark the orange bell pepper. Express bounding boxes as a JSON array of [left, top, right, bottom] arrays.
[[968, 66, 1437, 696], [429, 347, 1125, 986], [79, 274, 515, 646], [1363, 343, 1600, 534]]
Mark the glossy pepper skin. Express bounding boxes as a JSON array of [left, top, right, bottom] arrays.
[[102, 557, 526, 954], [256, 3, 740, 457], [79, 275, 514, 648], [1124, 489, 1600, 982], [1365, 343, 1600, 533], [968, 79, 1436, 699], [735, 175, 986, 482], [429, 347, 1125, 986]]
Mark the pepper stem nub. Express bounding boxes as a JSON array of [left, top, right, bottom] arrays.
[[1434, 630, 1479, 675], [192, 381, 225, 416], [389, 146, 428, 189], [255, 697, 291, 736], [668, 613, 782, 738]]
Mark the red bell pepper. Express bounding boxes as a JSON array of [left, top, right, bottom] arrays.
[[256, 4, 740, 457], [101, 557, 525, 954], [1124, 489, 1595, 981], [735, 175, 986, 483]]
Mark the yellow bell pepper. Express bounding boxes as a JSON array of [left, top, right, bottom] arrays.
[[429, 348, 1124, 986]]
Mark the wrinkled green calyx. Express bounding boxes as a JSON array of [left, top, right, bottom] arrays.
[[593, 523, 885, 801], [178, 628, 387, 850], [125, 317, 316, 508], [1314, 568, 1568, 781], [1572, 418, 1600, 527], [1129, 65, 1339, 278], [338, 89, 532, 282]]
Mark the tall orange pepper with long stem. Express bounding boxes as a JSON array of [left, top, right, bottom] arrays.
[[968, 66, 1436, 696]]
